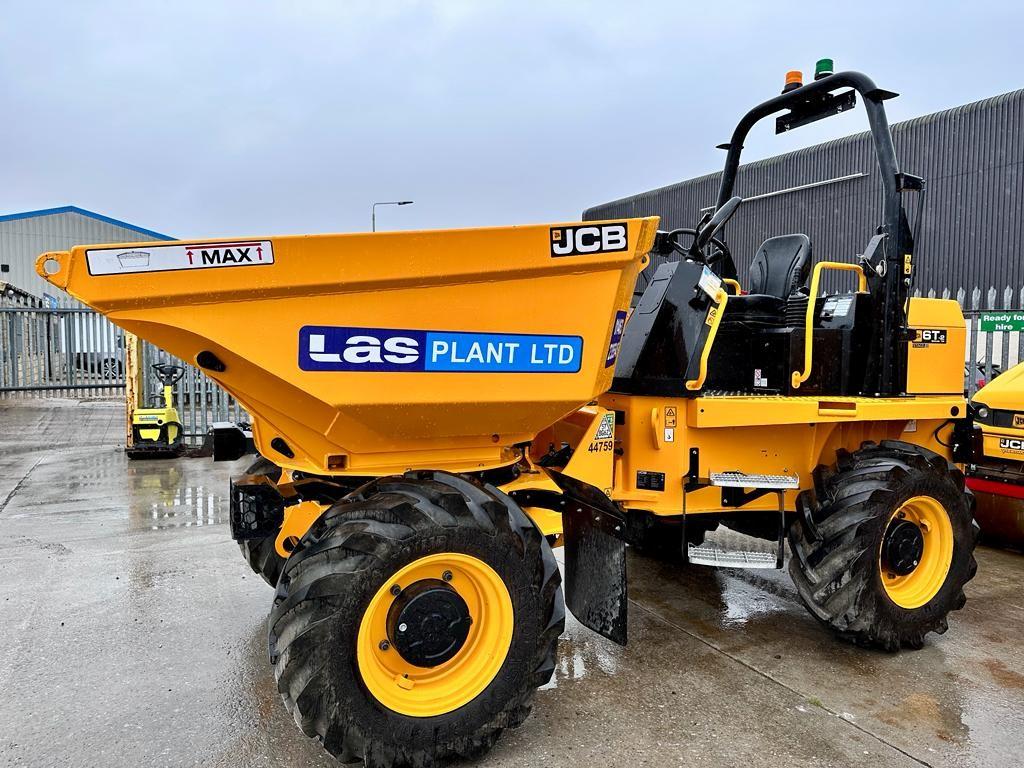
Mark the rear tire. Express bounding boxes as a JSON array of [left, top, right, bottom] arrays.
[[789, 440, 979, 650], [268, 470, 563, 768], [237, 456, 286, 586]]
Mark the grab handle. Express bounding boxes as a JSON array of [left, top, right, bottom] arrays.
[[791, 262, 868, 389], [685, 289, 728, 391]]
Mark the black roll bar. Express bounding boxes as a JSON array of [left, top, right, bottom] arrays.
[[709, 70, 916, 395], [714, 71, 900, 218]]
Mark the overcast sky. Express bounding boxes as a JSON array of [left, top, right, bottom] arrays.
[[2, 1, 1020, 239]]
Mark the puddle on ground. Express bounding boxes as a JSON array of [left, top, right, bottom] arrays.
[[540, 615, 622, 690], [715, 568, 794, 627], [134, 484, 226, 529], [125, 462, 230, 530]]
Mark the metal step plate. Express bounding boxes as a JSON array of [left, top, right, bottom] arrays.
[[687, 545, 778, 568], [710, 471, 799, 489], [686, 526, 783, 570]]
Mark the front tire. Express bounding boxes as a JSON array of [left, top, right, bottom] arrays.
[[789, 441, 979, 650], [268, 470, 563, 768]]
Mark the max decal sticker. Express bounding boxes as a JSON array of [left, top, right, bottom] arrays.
[[86, 240, 274, 275]]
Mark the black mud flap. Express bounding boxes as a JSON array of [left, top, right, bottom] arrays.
[[547, 470, 628, 646]]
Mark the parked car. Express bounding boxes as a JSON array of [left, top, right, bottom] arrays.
[[68, 331, 125, 379]]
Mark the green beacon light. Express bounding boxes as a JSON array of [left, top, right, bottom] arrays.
[[814, 58, 834, 80]]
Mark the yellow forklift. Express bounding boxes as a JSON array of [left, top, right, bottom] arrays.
[[38, 64, 979, 768]]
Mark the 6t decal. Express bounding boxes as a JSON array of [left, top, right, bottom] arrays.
[[300, 326, 583, 373], [550, 223, 628, 257], [912, 328, 948, 346]]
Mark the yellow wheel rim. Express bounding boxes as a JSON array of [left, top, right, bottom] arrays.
[[880, 495, 953, 609], [356, 553, 514, 717]]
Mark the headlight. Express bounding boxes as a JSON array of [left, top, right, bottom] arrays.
[[976, 407, 989, 419]]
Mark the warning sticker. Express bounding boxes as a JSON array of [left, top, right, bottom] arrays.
[[594, 412, 615, 440], [705, 305, 719, 327], [86, 240, 275, 276], [664, 406, 677, 428]]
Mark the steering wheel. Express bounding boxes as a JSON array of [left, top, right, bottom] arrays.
[[678, 195, 743, 279], [152, 363, 185, 386], [665, 227, 733, 271]]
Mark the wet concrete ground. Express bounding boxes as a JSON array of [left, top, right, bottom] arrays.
[[1, 399, 1022, 768]]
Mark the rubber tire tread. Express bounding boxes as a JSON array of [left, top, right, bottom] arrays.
[[267, 470, 564, 768], [788, 440, 979, 651]]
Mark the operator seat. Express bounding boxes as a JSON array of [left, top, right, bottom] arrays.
[[722, 234, 812, 325], [748, 234, 812, 298]]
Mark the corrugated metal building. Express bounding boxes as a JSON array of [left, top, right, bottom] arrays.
[[0, 206, 171, 303], [585, 89, 1023, 300]]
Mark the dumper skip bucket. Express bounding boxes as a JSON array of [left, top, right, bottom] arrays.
[[38, 219, 657, 474]]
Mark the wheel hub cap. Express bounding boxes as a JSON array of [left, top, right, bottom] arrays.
[[387, 579, 472, 667], [882, 519, 925, 576], [356, 553, 514, 717]]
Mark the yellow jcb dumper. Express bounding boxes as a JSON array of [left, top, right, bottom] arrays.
[[38, 66, 978, 768], [956, 362, 1024, 546]]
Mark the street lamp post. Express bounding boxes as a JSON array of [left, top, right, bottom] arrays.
[[371, 200, 414, 232]]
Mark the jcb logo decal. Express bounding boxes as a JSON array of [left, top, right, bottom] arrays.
[[550, 223, 628, 257], [999, 438, 1024, 451]]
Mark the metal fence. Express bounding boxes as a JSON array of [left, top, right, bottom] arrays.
[[0, 292, 125, 396], [0, 291, 247, 446], [2, 284, 1022, 444], [959, 286, 1024, 397]]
